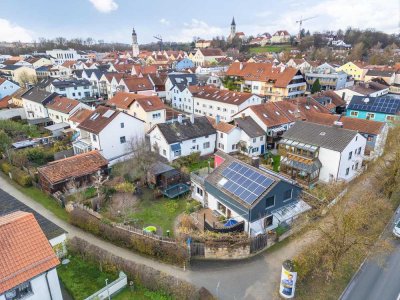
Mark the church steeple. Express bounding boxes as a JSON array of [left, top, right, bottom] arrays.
[[231, 17, 236, 26], [131, 26, 139, 57], [230, 17, 236, 40]]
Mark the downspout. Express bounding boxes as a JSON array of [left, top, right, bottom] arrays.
[[248, 208, 251, 235], [45, 271, 54, 300], [336, 151, 342, 181]]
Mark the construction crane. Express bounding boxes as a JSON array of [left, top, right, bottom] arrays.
[[153, 35, 163, 51], [296, 16, 317, 41]]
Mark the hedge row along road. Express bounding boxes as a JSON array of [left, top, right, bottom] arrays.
[[0, 174, 308, 300]]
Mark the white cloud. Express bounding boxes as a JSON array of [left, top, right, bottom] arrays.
[[0, 19, 33, 42], [169, 19, 224, 42], [159, 18, 170, 26], [88, 0, 118, 13]]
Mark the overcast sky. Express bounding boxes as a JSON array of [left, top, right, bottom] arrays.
[[1, 0, 399, 44]]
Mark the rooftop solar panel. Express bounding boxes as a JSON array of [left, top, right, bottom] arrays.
[[221, 162, 275, 205]]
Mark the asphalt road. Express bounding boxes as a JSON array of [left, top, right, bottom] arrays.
[[340, 209, 400, 300]]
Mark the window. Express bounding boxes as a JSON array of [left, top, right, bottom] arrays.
[[357, 147, 361, 155], [386, 115, 395, 121], [192, 139, 196, 143], [264, 215, 273, 228], [120, 122, 124, 128], [345, 168, 350, 175], [348, 151, 352, 160], [350, 111, 358, 117], [217, 202, 227, 214], [366, 112, 375, 120], [152, 112, 161, 119], [196, 187, 203, 196], [174, 150, 181, 156], [203, 142, 210, 149], [120, 136, 126, 144], [163, 149, 166, 156], [72, 93, 76, 97], [220, 132, 224, 138], [284, 189, 292, 201], [252, 147, 259, 153], [5, 282, 33, 300], [260, 136, 263, 141], [223, 108, 227, 112], [265, 196, 275, 208], [367, 135, 374, 142], [92, 134, 97, 141], [253, 138, 256, 143]]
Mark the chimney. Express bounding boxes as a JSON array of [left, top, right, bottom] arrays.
[[190, 114, 195, 124], [306, 96, 311, 106], [333, 121, 343, 128], [239, 62, 243, 70], [241, 113, 246, 119], [216, 115, 220, 124], [251, 157, 260, 168], [178, 114, 183, 124]]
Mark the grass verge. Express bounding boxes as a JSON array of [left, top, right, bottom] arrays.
[[112, 286, 173, 300]]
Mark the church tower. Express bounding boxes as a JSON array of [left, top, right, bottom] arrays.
[[132, 27, 139, 57], [231, 17, 236, 37]]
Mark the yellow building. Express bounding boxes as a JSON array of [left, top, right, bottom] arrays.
[[336, 62, 367, 81]]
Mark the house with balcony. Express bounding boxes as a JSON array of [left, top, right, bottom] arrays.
[[279, 121, 366, 186], [225, 62, 306, 101], [0, 211, 62, 300], [107, 92, 166, 131], [305, 63, 352, 91], [73, 106, 145, 165], [148, 115, 216, 162], [191, 151, 308, 236], [346, 95, 400, 123]]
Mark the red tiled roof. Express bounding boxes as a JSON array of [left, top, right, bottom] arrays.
[[69, 108, 92, 124], [114, 64, 134, 73], [273, 30, 290, 36], [78, 106, 120, 134], [61, 61, 76, 68], [226, 62, 300, 88], [207, 117, 236, 133], [38, 150, 108, 184], [199, 48, 225, 57], [121, 77, 154, 92], [107, 92, 165, 112], [0, 78, 6, 85], [0, 211, 59, 294], [0, 95, 11, 109], [46, 96, 80, 114]]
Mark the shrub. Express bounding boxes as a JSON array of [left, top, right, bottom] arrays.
[[1, 161, 12, 174], [10, 168, 32, 187], [25, 147, 54, 166]]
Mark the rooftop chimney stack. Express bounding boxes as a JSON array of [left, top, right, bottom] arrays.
[[333, 121, 343, 128]]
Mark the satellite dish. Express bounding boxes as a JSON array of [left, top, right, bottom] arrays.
[[363, 97, 370, 103]]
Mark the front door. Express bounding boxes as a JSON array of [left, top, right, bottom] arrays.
[[261, 144, 265, 154]]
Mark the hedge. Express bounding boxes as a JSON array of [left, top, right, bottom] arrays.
[[68, 208, 188, 266], [1, 161, 12, 174], [67, 237, 215, 300], [10, 167, 32, 187]]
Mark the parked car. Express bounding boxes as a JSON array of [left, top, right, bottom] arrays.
[[393, 219, 400, 237]]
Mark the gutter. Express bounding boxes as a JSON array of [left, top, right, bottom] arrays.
[[45, 270, 54, 300]]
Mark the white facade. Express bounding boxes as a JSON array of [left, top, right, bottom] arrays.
[[46, 49, 79, 65], [47, 102, 90, 124], [334, 87, 389, 105], [216, 128, 241, 154], [238, 130, 265, 157], [149, 126, 216, 162], [0, 269, 63, 300], [22, 99, 48, 120], [74, 112, 145, 164], [318, 133, 366, 183], [47, 83, 92, 100]]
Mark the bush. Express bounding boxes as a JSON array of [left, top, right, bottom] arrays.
[[25, 147, 54, 166], [1, 161, 12, 174], [10, 168, 32, 187], [69, 208, 188, 265]]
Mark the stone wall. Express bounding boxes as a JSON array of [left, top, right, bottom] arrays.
[[204, 243, 250, 259]]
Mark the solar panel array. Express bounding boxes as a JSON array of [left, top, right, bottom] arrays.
[[221, 162, 275, 205], [349, 97, 400, 114]]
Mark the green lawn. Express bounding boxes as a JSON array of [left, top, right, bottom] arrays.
[[188, 157, 214, 172], [112, 286, 172, 300], [58, 256, 118, 300], [126, 189, 193, 236], [0, 173, 69, 221], [249, 45, 293, 53]]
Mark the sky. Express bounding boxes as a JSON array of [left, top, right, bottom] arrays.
[[0, 0, 399, 44]]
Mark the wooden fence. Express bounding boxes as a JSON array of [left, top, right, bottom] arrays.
[[113, 223, 177, 244]]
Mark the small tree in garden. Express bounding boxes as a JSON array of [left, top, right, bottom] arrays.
[[311, 78, 321, 94]]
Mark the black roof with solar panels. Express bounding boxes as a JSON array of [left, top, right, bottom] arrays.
[[205, 151, 302, 223], [348, 95, 400, 115]]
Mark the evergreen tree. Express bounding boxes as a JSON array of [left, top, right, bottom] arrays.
[[311, 79, 321, 94]]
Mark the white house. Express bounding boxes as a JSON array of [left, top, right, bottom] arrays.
[[118, 77, 155, 95], [46, 79, 92, 100], [207, 116, 241, 154], [234, 115, 266, 156], [172, 86, 263, 122], [21, 87, 57, 121], [46, 95, 90, 124], [280, 121, 366, 184], [46, 49, 79, 65], [73, 106, 145, 165], [191, 48, 225, 67], [271, 30, 291, 44], [0, 211, 62, 300], [0, 78, 20, 98], [165, 73, 198, 103], [107, 92, 166, 131], [148, 115, 217, 162]]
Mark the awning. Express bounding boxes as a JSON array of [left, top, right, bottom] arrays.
[[171, 143, 181, 151], [272, 200, 311, 223], [45, 122, 70, 132], [270, 126, 286, 133], [281, 156, 322, 173]]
